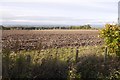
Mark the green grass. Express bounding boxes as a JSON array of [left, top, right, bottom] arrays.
[[10, 45, 103, 63], [2, 45, 120, 79]]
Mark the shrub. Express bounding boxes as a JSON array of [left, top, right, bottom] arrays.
[[76, 54, 120, 80], [100, 24, 120, 57], [2, 50, 69, 79]]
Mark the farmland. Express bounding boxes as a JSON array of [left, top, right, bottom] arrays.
[[2, 29, 120, 79], [2, 30, 103, 51]]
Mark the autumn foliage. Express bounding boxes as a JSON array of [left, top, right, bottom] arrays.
[[100, 24, 120, 57]]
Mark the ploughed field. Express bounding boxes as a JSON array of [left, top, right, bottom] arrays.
[[2, 30, 103, 51]]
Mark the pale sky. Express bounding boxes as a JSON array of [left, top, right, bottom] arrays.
[[0, 0, 119, 26]]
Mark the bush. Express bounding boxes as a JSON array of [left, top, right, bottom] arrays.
[[2, 50, 69, 79], [76, 54, 120, 80], [100, 24, 120, 57], [32, 57, 69, 79]]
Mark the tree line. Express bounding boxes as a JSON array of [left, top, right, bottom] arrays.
[[1, 24, 95, 30]]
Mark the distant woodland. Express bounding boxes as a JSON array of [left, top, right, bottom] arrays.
[[0, 24, 98, 30]]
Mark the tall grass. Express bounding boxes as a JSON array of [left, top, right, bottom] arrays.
[[2, 45, 120, 80]]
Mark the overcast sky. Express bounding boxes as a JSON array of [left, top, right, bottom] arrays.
[[0, 0, 119, 26]]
